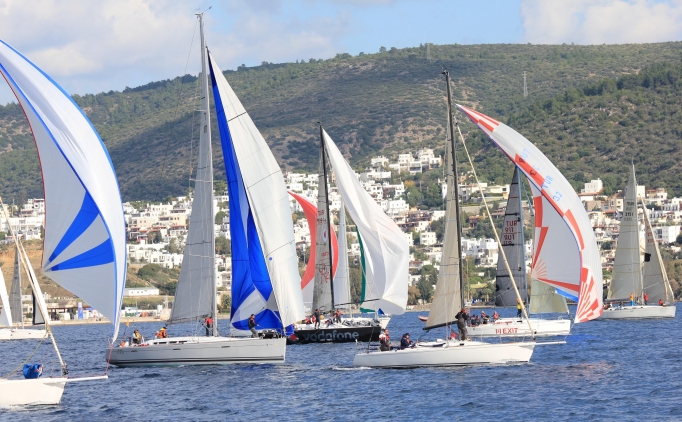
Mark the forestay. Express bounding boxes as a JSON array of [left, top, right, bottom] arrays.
[[288, 192, 338, 309], [322, 130, 408, 315], [642, 204, 674, 304], [495, 167, 528, 306], [209, 54, 305, 329], [425, 139, 461, 329], [0, 39, 126, 339], [458, 105, 602, 323], [608, 166, 641, 302]]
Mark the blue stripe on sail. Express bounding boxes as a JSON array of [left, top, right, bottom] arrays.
[[209, 56, 280, 331], [49, 239, 114, 271], [47, 192, 99, 264], [556, 289, 578, 302]]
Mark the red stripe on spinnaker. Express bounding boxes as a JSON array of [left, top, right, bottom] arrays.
[[537, 277, 580, 293]]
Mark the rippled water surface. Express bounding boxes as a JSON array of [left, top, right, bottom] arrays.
[[1, 304, 680, 421]]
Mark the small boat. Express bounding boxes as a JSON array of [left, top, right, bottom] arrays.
[[599, 165, 676, 319], [417, 315, 429, 322], [0, 36, 124, 405], [108, 14, 304, 366]]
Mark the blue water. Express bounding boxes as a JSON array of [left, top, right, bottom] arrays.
[[1, 304, 680, 421]]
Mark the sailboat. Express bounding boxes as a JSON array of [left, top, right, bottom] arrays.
[[600, 165, 676, 319], [468, 167, 571, 337], [0, 242, 47, 340], [288, 142, 391, 344], [0, 35, 125, 405], [108, 13, 304, 367], [354, 71, 602, 368]]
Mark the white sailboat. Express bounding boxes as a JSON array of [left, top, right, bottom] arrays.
[[0, 35, 125, 405], [0, 243, 47, 341], [600, 165, 676, 319], [469, 167, 571, 338], [108, 14, 304, 367]]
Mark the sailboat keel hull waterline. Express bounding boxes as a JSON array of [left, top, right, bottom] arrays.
[[468, 318, 571, 337], [0, 328, 46, 341], [353, 340, 535, 368], [107, 336, 286, 367], [598, 305, 676, 319], [292, 318, 390, 344]]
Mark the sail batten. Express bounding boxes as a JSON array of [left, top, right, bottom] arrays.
[[0, 39, 126, 339]]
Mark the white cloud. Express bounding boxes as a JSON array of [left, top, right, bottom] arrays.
[[521, 0, 682, 44]]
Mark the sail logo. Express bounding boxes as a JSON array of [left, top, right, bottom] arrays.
[[303, 331, 360, 342]]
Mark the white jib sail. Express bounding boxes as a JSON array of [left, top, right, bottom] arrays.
[[641, 204, 674, 304], [529, 277, 569, 314], [334, 203, 351, 309], [0, 39, 126, 339], [10, 245, 23, 324], [0, 268, 11, 327], [426, 138, 461, 329], [169, 44, 215, 325], [210, 56, 304, 326], [609, 165, 641, 302], [322, 130, 408, 315], [457, 105, 602, 322], [20, 242, 48, 325]]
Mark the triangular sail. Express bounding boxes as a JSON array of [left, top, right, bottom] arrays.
[[9, 245, 23, 324], [209, 53, 305, 329], [313, 151, 333, 312], [529, 276, 569, 314], [458, 104, 602, 323], [642, 204, 674, 304], [0, 269, 11, 327], [334, 203, 351, 309], [495, 167, 528, 306], [168, 44, 215, 326], [609, 165, 641, 302], [18, 242, 46, 326], [426, 138, 461, 329], [288, 192, 338, 310], [322, 130, 408, 315], [0, 39, 126, 339]]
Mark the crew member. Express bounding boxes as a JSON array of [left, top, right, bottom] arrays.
[[629, 292, 635, 307], [314, 309, 321, 329], [156, 327, 168, 339], [455, 308, 469, 341], [492, 311, 500, 321], [203, 316, 213, 336], [132, 329, 142, 345], [379, 329, 391, 351], [659, 299, 664, 306], [248, 314, 258, 338], [335, 309, 342, 324], [516, 299, 523, 318], [643, 292, 649, 305], [481, 311, 489, 324], [400, 333, 414, 350]]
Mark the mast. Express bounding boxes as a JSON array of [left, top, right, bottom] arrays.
[[319, 123, 336, 311], [443, 70, 465, 307], [198, 12, 217, 335]]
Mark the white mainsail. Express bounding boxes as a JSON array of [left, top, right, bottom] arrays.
[[426, 137, 461, 329], [642, 201, 674, 304], [334, 203, 351, 309], [322, 130, 408, 315], [209, 55, 305, 327], [0, 269, 11, 327], [609, 165, 641, 302], [9, 246, 23, 324], [458, 104, 602, 323], [313, 151, 333, 312], [495, 167, 528, 306], [168, 36, 215, 326], [0, 39, 126, 339]]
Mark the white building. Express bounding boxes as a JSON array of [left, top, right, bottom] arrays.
[[124, 287, 160, 297], [420, 231, 437, 246]]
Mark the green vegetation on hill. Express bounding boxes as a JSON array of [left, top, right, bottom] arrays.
[[1, 42, 682, 201]]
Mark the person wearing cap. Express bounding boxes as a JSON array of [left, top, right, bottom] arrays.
[[132, 329, 142, 345], [454, 308, 469, 341], [155, 326, 168, 339], [400, 333, 414, 350], [379, 329, 391, 351]]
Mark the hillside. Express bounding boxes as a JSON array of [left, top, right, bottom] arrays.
[[0, 42, 681, 201]]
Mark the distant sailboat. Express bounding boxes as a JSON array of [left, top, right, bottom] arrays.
[[600, 165, 675, 319], [109, 13, 304, 367], [469, 167, 571, 338], [0, 35, 125, 405]]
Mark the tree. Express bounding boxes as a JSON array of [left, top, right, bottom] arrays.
[[148, 231, 162, 244], [407, 285, 421, 304], [215, 210, 227, 225], [220, 294, 231, 313], [215, 235, 231, 255], [676, 233, 682, 246], [163, 237, 182, 254], [601, 240, 613, 250], [214, 180, 227, 195], [417, 274, 434, 303], [379, 46, 387, 53]]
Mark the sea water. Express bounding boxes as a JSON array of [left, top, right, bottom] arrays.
[[0, 304, 680, 420]]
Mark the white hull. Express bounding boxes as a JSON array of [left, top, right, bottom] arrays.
[[0, 377, 66, 406], [353, 340, 535, 368], [598, 305, 676, 319], [107, 336, 286, 367], [0, 328, 46, 341], [468, 318, 571, 337]]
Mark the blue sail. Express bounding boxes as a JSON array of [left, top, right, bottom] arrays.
[[209, 58, 284, 332]]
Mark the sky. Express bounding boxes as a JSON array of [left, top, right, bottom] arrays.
[[1, 0, 682, 104]]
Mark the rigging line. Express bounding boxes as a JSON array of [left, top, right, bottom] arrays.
[[162, 16, 199, 174]]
